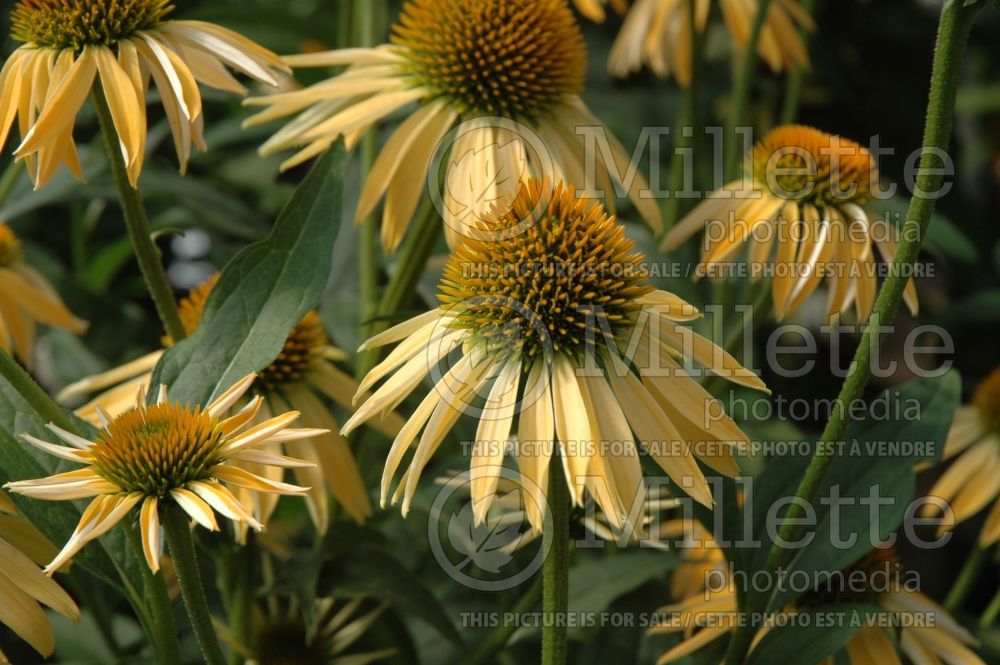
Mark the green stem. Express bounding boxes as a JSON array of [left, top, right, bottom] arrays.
[[358, 196, 441, 376], [724, 0, 774, 181], [70, 569, 121, 659], [722, 3, 980, 663], [90, 87, 186, 343], [467, 577, 544, 665], [0, 159, 21, 208], [981, 583, 1000, 628], [541, 468, 571, 665], [126, 519, 182, 665], [705, 282, 772, 396], [218, 538, 254, 665], [779, 0, 817, 124], [944, 545, 988, 613], [0, 347, 77, 432], [162, 506, 227, 665], [663, 0, 706, 231], [355, 0, 385, 382]]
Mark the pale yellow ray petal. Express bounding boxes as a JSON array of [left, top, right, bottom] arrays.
[[170, 488, 219, 531], [93, 47, 143, 173], [206, 373, 256, 417], [359, 310, 446, 351], [139, 497, 161, 572], [471, 360, 521, 523], [356, 100, 445, 222], [213, 464, 307, 495], [287, 387, 372, 523], [516, 362, 555, 533], [57, 351, 161, 402], [382, 104, 459, 252], [16, 48, 97, 157], [551, 355, 593, 505], [0, 537, 77, 618], [606, 369, 712, 507], [0, 579, 55, 656]]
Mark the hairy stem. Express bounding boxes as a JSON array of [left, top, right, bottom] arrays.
[[722, 2, 980, 663], [541, 469, 571, 665], [0, 347, 77, 432], [163, 506, 227, 665], [724, 0, 774, 180], [91, 87, 186, 343]]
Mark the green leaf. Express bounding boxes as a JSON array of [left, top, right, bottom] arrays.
[[569, 550, 680, 616], [0, 381, 146, 597], [866, 196, 977, 265], [328, 544, 464, 647], [741, 371, 960, 611], [746, 604, 884, 665], [150, 147, 347, 406]]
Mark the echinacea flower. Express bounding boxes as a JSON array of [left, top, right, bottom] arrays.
[[571, 0, 628, 23], [609, 0, 813, 86], [0, 491, 79, 661], [57, 274, 403, 533], [5, 374, 317, 573], [0, 0, 288, 188], [653, 548, 985, 665], [244, 0, 662, 251], [661, 125, 919, 323], [219, 571, 393, 665], [342, 181, 766, 534], [920, 366, 1000, 546], [0, 223, 87, 366]]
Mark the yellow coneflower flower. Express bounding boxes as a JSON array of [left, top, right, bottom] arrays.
[[0, 0, 288, 188], [920, 366, 1000, 546], [5, 374, 316, 573], [0, 491, 79, 661], [653, 549, 986, 665], [659, 518, 727, 601], [571, 0, 628, 23], [227, 596, 393, 665], [244, 0, 662, 251], [609, 0, 813, 86], [0, 223, 87, 366], [342, 181, 766, 533], [662, 125, 919, 323], [57, 274, 403, 532]]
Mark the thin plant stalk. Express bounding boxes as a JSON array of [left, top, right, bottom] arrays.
[[163, 505, 228, 665], [541, 467, 571, 665], [724, 0, 774, 181], [779, 0, 817, 124], [91, 87, 186, 343], [722, 3, 982, 663]]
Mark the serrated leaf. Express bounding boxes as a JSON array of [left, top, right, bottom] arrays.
[[150, 147, 347, 406]]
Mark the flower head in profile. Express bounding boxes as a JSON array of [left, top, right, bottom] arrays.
[[0, 223, 87, 366], [343, 181, 766, 534], [57, 274, 404, 535], [0, 491, 79, 661], [225, 591, 393, 665], [0, 0, 288, 188], [5, 375, 318, 573], [920, 366, 1000, 547], [245, 0, 661, 251], [654, 547, 985, 665], [662, 125, 919, 323], [609, 0, 813, 86], [571, 0, 628, 23]]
